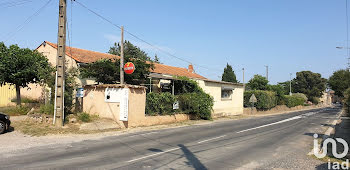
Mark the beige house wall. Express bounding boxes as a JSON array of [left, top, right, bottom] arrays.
[[197, 80, 244, 116], [21, 43, 97, 100]]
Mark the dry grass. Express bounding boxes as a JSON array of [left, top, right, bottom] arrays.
[[11, 120, 119, 136]]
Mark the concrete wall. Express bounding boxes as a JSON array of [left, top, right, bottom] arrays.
[[83, 86, 146, 128], [197, 80, 244, 116]]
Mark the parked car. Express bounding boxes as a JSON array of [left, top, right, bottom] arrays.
[[0, 112, 10, 134]]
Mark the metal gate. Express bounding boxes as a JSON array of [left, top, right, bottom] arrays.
[[0, 84, 16, 107]]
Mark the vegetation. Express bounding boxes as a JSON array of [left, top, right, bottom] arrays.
[[146, 77, 214, 120], [177, 92, 213, 120], [46, 68, 78, 115], [292, 71, 326, 103], [268, 84, 285, 105], [344, 88, 350, 114], [328, 69, 350, 97], [283, 95, 305, 108], [278, 81, 292, 95], [292, 93, 308, 102], [146, 92, 176, 115], [80, 40, 154, 85], [39, 104, 54, 115], [0, 42, 54, 105], [244, 90, 277, 110], [221, 63, 238, 83], [78, 112, 91, 122], [11, 97, 39, 104], [0, 106, 30, 116], [247, 75, 269, 90]]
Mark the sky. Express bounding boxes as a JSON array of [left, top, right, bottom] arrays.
[[1, 0, 349, 84]]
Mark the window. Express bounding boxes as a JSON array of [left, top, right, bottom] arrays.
[[221, 87, 233, 100]]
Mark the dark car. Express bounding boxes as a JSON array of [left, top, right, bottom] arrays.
[[0, 112, 10, 134]]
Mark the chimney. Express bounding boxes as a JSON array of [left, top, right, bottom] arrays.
[[188, 64, 194, 73]]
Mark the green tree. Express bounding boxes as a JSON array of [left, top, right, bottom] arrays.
[[0, 42, 54, 105], [221, 63, 237, 83], [154, 54, 160, 64], [328, 69, 350, 97], [292, 71, 327, 102], [247, 75, 269, 90], [278, 81, 293, 95], [80, 41, 153, 85], [268, 84, 285, 105]]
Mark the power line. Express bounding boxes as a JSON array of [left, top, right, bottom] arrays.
[[1, 0, 53, 42], [74, 0, 225, 74], [0, 0, 32, 8]]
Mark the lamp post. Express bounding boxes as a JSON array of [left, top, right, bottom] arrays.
[[289, 73, 292, 96], [336, 46, 350, 70]]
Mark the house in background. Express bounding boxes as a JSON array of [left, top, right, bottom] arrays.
[[23, 41, 244, 116]]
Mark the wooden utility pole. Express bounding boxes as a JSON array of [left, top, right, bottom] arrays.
[[120, 26, 124, 84], [54, 0, 67, 127]]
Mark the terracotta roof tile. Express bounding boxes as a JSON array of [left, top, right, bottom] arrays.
[[45, 41, 117, 63], [43, 41, 206, 79]]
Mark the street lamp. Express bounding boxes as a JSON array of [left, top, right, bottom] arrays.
[[289, 73, 292, 96]]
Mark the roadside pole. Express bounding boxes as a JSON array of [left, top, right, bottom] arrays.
[[120, 26, 124, 84], [242, 68, 245, 89], [54, 0, 67, 127]]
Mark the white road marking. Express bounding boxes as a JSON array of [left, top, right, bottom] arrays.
[[236, 116, 302, 134], [197, 135, 226, 144], [127, 147, 180, 163]]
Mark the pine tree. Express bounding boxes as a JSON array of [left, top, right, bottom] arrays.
[[221, 63, 237, 83]]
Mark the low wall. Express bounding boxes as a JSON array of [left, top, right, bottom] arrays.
[[243, 104, 328, 115], [135, 114, 191, 127]]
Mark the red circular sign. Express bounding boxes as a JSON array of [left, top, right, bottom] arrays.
[[124, 62, 135, 74]]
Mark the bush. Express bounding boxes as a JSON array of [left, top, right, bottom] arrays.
[[39, 104, 54, 115], [146, 92, 176, 115], [310, 97, 320, 105], [244, 90, 277, 110], [284, 95, 305, 108], [0, 106, 30, 116], [177, 92, 213, 120], [292, 93, 308, 102], [11, 97, 39, 104], [78, 112, 91, 122], [344, 88, 350, 114]]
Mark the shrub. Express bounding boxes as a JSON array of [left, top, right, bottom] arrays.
[[344, 88, 350, 114], [284, 95, 305, 108], [292, 93, 308, 102], [11, 97, 39, 104], [78, 112, 91, 122], [177, 92, 213, 120], [146, 92, 176, 115], [310, 97, 320, 105], [244, 90, 277, 110], [39, 104, 54, 115], [0, 106, 30, 116]]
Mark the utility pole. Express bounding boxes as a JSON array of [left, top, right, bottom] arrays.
[[242, 68, 245, 89], [120, 26, 124, 84], [265, 65, 269, 82], [289, 73, 292, 96], [54, 0, 67, 127]]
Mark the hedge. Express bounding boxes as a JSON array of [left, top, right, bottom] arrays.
[[244, 90, 277, 110], [344, 88, 350, 114], [283, 95, 305, 108], [146, 92, 176, 115], [177, 92, 213, 120]]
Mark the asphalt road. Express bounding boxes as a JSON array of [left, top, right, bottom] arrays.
[[0, 106, 341, 170]]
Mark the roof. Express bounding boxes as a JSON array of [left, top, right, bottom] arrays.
[[202, 79, 244, 86], [44, 41, 117, 63], [41, 41, 206, 79], [84, 84, 146, 89]]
